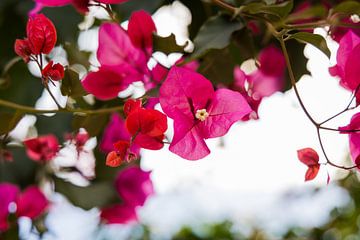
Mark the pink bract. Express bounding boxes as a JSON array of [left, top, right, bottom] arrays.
[[232, 45, 285, 120], [100, 203, 137, 224], [101, 166, 154, 224], [100, 113, 140, 155], [329, 31, 360, 103], [16, 186, 49, 219], [0, 183, 19, 231], [128, 10, 157, 57], [115, 166, 154, 207], [159, 66, 252, 160], [82, 11, 157, 100], [0, 184, 48, 231], [23, 134, 59, 162], [339, 112, 360, 168]]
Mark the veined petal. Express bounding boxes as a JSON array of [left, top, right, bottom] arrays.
[[169, 112, 210, 160], [128, 10, 156, 57], [344, 44, 360, 90], [199, 89, 251, 139], [81, 66, 140, 100], [159, 66, 214, 120], [97, 22, 147, 71]]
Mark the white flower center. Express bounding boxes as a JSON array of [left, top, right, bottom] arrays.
[[195, 109, 209, 121]]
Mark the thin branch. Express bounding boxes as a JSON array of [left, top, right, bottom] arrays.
[[279, 37, 319, 127], [0, 98, 123, 115], [44, 83, 63, 109], [317, 128, 359, 170], [211, 0, 237, 13]]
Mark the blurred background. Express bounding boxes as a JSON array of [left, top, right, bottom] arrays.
[[1, 0, 360, 239]]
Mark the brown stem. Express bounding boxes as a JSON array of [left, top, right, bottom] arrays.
[[0, 98, 123, 115], [211, 0, 237, 13], [316, 128, 359, 170], [279, 37, 319, 127]]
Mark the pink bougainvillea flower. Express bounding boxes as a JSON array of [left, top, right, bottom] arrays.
[[16, 186, 49, 219], [82, 11, 157, 100], [100, 113, 140, 155], [160, 66, 252, 160], [14, 39, 32, 63], [123, 99, 142, 117], [329, 31, 360, 104], [290, 1, 330, 32], [100, 203, 137, 224], [0, 183, 19, 231], [0, 184, 48, 232], [297, 148, 320, 181], [125, 106, 168, 150], [127, 10, 157, 57], [26, 14, 57, 55], [100, 166, 154, 224], [42, 60, 65, 81], [23, 134, 59, 162], [105, 140, 131, 167], [339, 112, 360, 168], [330, 18, 360, 42], [231, 45, 285, 120], [30, 0, 129, 15], [115, 166, 154, 207], [14, 14, 57, 62]]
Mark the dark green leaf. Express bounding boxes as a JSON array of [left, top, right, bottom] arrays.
[[153, 33, 189, 55], [72, 114, 109, 137], [0, 111, 23, 135], [283, 40, 308, 91], [243, 0, 293, 20], [332, 1, 360, 15], [61, 69, 87, 98], [63, 43, 91, 69], [192, 14, 244, 58], [287, 5, 327, 22], [198, 47, 237, 86], [54, 177, 118, 210], [0, 61, 43, 111], [290, 32, 330, 58]]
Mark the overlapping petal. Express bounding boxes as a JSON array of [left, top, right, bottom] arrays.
[[200, 89, 252, 139], [0, 184, 19, 231], [159, 66, 214, 120], [160, 67, 250, 160], [16, 186, 49, 219], [97, 22, 147, 70], [115, 166, 154, 207], [128, 10, 157, 56]]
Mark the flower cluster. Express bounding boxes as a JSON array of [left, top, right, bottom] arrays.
[[105, 99, 167, 167], [0, 184, 48, 232], [100, 166, 154, 224], [14, 14, 64, 83]]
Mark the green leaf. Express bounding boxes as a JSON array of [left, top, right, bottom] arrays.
[[332, 1, 360, 15], [283, 40, 308, 91], [72, 114, 109, 137], [192, 14, 244, 58], [54, 177, 118, 210], [243, 0, 293, 20], [287, 4, 327, 22], [63, 43, 91, 69], [0, 111, 23, 135], [61, 69, 87, 98], [153, 33, 189, 55], [290, 32, 330, 58], [198, 47, 237, 86]]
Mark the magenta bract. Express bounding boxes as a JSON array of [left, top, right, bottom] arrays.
[[159, 66, 252, 160]]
